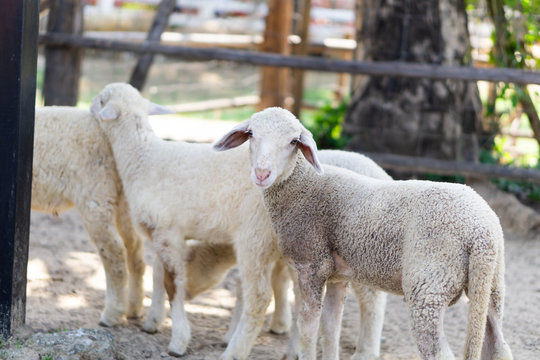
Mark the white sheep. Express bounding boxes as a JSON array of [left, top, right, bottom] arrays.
[[32, 106, 147, 326], [213, 107, 514, 360], [91, 83, 287, 358], [90, 83, 388, 359]]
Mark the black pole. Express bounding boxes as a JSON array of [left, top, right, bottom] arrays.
[[43, 0, 83, 106], [129, 0, 175, 90], [0, 0, 39, 338]]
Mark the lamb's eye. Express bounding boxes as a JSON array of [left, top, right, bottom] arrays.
[[290, 138, 299, 145], [247, 130, 253, 138]]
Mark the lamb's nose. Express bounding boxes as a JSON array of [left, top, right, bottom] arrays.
[[255, 168, 271, 182]]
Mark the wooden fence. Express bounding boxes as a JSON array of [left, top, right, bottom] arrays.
[[38, 31, 540, 183], [39, 33, 540, 85]]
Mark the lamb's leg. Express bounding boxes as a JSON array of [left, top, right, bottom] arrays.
[[221, 238, 274, 360], [404, 273, 454, 360], [407, 299, 453, 360], [80, 207, 128, 327], [269, 257, 292, 334], [224, 276, 243, 343], [225, 257, 291, 343], [351, 283, 387, 360], [143, 256, 167, 333], [320, 281, 347, 360], [151, 230, 191, 357], [481, 250, 512, 360], [482, 309, 513, 360], [115, 191, 146, 319], [295, 265, 326, 360], [284, 269, 301, 360]]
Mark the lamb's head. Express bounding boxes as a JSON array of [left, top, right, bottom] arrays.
[[90, 82, 173, 125], [214, 107, 323, 188]]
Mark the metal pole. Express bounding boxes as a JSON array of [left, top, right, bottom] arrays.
[[0, 0, 39, 338]]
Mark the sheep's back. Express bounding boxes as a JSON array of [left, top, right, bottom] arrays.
[[127, 142, 270, 243], [32, 107, 120, 213], [268, 163, 501, 294]]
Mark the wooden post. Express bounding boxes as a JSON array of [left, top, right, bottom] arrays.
[[0, 0, 39, 338], [129, 0, 176, 91], [43, 0, 83, 106], [291, 0, 311, 118], [258, 0, 293, 110]]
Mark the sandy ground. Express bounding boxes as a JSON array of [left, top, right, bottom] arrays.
[[21, 208, 540, 360]]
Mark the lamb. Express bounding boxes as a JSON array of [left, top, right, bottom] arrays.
[[91, 83, 388, 359], [213, 107, 514, 360], [91, 83, 291, 358], [32, 106, 147, 326]]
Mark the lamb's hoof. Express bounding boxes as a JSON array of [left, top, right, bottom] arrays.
[[99, 312, 126, 327], [142, 317, 161, 334], [269, 327, 289, 335], [168, 344, 188, 358], [168, 350, 185, 357], [141, 326, 159, 334], [270, 313, 292, 335]]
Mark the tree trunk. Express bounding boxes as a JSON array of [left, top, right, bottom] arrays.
[[258, 0, 293, 110], [129, 0, 175, 91], [345, 0, 481, 162], [43, 0, 84, 106], [291, 0, 312, 118]]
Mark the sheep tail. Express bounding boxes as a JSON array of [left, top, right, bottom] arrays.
[[463, 240, 498, 360]]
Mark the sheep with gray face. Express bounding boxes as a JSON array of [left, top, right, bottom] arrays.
[[32, 106, 147, 327], [214, 107, 513, 360]]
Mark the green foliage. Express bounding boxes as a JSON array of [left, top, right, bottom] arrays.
[[480, 138, 540, 202], [42, 355, 53, 360], [466, 0, 540, 202], [301, 100, 350, 150]]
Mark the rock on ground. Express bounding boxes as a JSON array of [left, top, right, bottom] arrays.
[[1, 328, 116, 360]]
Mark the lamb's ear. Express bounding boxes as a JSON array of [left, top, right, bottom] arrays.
[[213, 119, 250, 151], [148, 101, 175, 115], [99, 103, 120, 121], [298, 128, 324, 174]]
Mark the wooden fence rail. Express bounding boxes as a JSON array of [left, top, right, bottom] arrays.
[[37, 32, 540, 184], [38, 33, 540, 85], [365, 153, 540, 183]]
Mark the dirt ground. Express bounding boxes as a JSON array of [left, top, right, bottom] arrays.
[[20, 207, 539, 360]]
